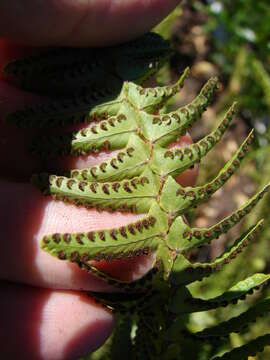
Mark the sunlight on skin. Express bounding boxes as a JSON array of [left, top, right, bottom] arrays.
[[35, 199, 144, 289]]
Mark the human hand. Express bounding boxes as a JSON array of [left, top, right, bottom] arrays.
[[0, 1, 197, 359]]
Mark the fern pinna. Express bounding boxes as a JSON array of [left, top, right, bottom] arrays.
[[5, 32, 270, 360]]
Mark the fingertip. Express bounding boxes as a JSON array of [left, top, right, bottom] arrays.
[[0, 282, 115, 360], [40, 290, 114, 359], [66, 0, 181, 46]]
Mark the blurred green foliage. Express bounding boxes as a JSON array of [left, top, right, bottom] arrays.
[[155, 1, 270, 359], [201, 1, 270, 69], [198, 0, 270, 122]]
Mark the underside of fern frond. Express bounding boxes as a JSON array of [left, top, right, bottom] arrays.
[[6, 33, 270, 359]]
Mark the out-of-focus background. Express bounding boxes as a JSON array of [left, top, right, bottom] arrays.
[[154, 1, 270, 358]]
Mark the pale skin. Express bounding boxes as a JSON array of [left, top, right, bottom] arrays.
[[0, 1, 198, 359]]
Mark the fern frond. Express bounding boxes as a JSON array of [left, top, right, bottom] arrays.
[[174, 272, 270, 314], [7, 35, 269, 359], [212, 334, 270, 359], [195, 295, 270, 339]]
